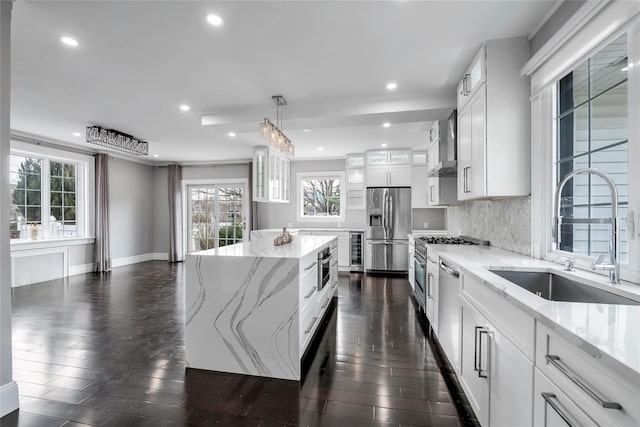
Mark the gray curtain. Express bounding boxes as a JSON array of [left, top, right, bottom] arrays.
[[94, 153, 111, 272], [248, 162, 259, 232], [168, 164, 184, 262]]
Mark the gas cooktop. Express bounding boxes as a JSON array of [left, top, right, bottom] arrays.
[[416, 235, 490, 246]]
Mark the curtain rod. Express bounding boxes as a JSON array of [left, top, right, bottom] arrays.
[[10, 132, 96, 156]]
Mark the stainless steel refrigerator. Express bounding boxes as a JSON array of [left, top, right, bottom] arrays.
[[365, 187, 411, 273]]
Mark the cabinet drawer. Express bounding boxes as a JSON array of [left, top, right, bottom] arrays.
[[461, 270, 535, 360], [534, 367, 606, 427], [299, 257, 319, 311], [536, 322, 639, 426], [299, 302, 320, 353]]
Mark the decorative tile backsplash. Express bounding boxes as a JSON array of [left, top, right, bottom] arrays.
[[447, 196, 531, 255]]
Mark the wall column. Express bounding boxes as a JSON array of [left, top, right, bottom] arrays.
[[0, 0, 19, 418]]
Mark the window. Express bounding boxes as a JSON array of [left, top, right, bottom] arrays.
[[297, 172, 345, 222], [554, 32, 629, 262], [9, 142, 92, 242]]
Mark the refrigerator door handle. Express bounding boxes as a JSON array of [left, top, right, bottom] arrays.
[[368, 241, 408, 246], [388, 194, 394, 239]]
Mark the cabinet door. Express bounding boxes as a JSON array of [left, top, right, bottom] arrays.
[[367, 151, 388, 165], [388, 165, 411, 186], [408, 244, 415, 290], [411, 166, 429, 208], [253, 148, 267, 202], [460, 296, 488, 426], [426, 258, 439, 335], [347, 168, 365, 209], [469, 86, 487, 199], [366, 165, 388, 187], [489, 324, 534, 427], [346, 155, 365, 168], [389, 150, 410, 164], [457, 75, 470, 110], [467, 47, 486, 98], [429, 121, 440, 145], [458, 106, 472, 200], [337, 235, 350, 268], [427, 177, 439, 207], [427, 142, 439, 172]]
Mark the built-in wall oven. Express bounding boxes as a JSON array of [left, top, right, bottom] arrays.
[[318, 247, 331, 291], [413, 245, 427, 313]]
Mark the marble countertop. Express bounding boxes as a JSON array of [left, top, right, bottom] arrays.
[[428, 244, 640, 384], [192, 235, 336, 259]]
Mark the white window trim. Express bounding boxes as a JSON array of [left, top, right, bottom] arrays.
[[296, 171, 346, 223], [528, 11, 640, 285], [9, 141, 95, 248]]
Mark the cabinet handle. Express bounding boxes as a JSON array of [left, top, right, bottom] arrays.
[[463, 74, 471, 95], [427, 273, 433, 298], [321, 297, 330, 309], [474, 326, 481, 372], [463, 167, 471, 193], [304, 287, 316, 299], [541, 393, 577, 427], [331, 261, 338, 267], [305, 317, 318, 334], [429, 186, 434, 202], [478, 329, 488, 378], [304, 261, 317, 271], [545, 354, 622, 410], [331, 279, 338, 289]]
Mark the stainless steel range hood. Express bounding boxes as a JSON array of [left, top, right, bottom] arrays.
[[427, 110, 457, 177]]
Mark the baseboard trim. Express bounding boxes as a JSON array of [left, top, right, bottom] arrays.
[[112, 253, 169, 268], [0, 381, 19, 418], [69, 263, 94, 276]]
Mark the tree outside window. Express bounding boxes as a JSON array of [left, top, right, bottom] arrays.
[[297, 173, 345, 222]]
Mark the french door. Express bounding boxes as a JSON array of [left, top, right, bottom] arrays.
[[186, 182, 247, 252]]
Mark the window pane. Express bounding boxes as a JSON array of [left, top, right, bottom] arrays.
[[51, 207, 62, 220], [64, 163, 76, 178], [64, 178, 76, 192], [26, 190, 41, 205], [590, 143, 628, 204], [557, 104, 589, 160], [26, 206, 41, 222], [50, 162, 63, 176], [64, 207, 76, 221], [51, 192, 62, 206], [591, 82, 627, 150], [558, 61, 588, 115], [302, 178, 341, 217], [590, 33, 628, 97], [51, 177, 62, 191]]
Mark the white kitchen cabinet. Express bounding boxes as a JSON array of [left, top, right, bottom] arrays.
[[425, 251, 439, 335], [427, 176, 458, 206], [456, 37, 530, 200], [534, 322, 639, 427], [305, 230, 350, 272], [253, 146, 290, 203], [408, 240, 415, 290], [346, 156, 366, 209], [366, 150, 411, 187], [459, 294, 534, 427]]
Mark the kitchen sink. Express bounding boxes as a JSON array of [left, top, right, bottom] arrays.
[[489, 270, 640, 305]]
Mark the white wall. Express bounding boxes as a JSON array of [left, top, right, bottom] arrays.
[[257, 159, 366, 230], [1, 0, 19, 417], [108, 157, 156, 260]]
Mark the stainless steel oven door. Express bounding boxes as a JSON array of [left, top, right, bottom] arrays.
[[414, 253, 427, 311]]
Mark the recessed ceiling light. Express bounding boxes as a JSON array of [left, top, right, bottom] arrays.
[[381, 143, 388, 147], [60, 36, 79, 47], [228, 132, 236, 137], [383, 122, 391, 128], [72, 132, 81, 137], [206, 13, 223, 26], [153, 154, 159, 158], [302, 129, 311, 133], [318, 147, 323, 151], [179, 104, 190, 112], [386, 82, 397, 90]]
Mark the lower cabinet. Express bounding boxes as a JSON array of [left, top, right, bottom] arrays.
[[425, 253, 439, 335], [459, 295, 533, 427], [408, 239, 415, 290]]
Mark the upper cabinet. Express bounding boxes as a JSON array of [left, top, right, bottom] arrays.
[[366, 150, 411, 187], [253, 146, 290, 203], [457, 38, 531, 201], [346, 154, 366, 209]]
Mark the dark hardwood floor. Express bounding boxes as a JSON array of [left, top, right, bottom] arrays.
[[1, 261, 478, 426]]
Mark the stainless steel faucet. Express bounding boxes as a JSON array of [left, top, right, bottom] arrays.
[[553, 168, 620, 284]]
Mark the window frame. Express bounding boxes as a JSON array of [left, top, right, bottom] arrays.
[[296, 171, 346, 223], [530, 21, 640, 284], [10, 141, 95, 244]]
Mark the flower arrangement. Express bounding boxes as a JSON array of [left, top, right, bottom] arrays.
[[29, 223, 39, 240]]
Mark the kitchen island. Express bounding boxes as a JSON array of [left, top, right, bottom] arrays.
[[185, 235, 338, 380]]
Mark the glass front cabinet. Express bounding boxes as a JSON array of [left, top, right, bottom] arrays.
[[253, 146, 290, 203]]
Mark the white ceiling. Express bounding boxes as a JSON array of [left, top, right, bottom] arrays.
[[10, 1, 556, 163]]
